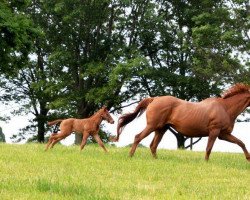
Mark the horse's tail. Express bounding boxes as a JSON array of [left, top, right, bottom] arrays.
[[47, 119, 64, 126], [113, 97, 154, 142]]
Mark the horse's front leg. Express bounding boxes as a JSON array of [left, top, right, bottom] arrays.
[[93, 134, 108, 153], [80, 132, 89, 151]]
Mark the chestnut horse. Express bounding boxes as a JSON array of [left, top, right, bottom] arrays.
[[45, 106, 114, 151], [114, 83, 250, 161]]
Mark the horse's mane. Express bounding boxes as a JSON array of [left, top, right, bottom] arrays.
[[221, 83, 250, 99]]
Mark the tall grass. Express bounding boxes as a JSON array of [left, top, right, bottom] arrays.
[[0, 143, 249, 199]]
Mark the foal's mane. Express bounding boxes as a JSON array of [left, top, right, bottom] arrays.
[[222, 83, 250, 99]]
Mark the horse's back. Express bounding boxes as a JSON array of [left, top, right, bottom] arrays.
[[60, 118, 75, 125], [148, 96, 182, 110]]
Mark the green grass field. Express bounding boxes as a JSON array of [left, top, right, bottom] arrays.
[[0, 143, 249, 200]]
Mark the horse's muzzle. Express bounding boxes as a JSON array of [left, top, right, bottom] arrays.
[[109, 120, 115, 124]]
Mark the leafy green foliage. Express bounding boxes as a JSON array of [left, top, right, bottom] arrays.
[[0, 0, 40, 74]]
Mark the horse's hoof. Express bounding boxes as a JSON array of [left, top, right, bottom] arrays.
[[109, 136, 118, 142]]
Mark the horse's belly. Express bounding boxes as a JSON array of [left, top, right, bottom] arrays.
[[168, 107, 210, 136], [72, 126, 84, 133], [171, 122, 209, 137]]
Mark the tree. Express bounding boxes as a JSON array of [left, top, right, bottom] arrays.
[[0, 0, 55, 142], [1, 0, 145, 143], [40, 0, 151, 144], [0, 0, 249, 147]]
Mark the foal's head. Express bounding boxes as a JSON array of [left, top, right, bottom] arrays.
[[100, 106, 114, 124]]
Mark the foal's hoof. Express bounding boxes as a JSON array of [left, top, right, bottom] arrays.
[[129, 153, 134, 158], [152, 154, 158, 159], [109, 136, 118, 142]]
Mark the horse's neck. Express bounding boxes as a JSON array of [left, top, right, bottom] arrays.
[[223, 94, 249, 121], [90, 111, 103, 125]]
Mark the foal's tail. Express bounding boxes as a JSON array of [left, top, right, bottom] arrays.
[[47, 119, 64, 126], [113, 97, 154, 142]]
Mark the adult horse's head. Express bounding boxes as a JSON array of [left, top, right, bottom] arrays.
[[218, 83, 250, 126], [221, 83, 250, 108], [101, 106, 114, 124]]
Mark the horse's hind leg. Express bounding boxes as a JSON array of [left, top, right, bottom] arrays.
[[219, 133, 250, 161], [49, 132, 69, 149], [150, 126, 168, 158], [130, 126, 153, 157], [205, 129, 220, 161], [45, 133, 57, 151], [50, 136, 64, 149]]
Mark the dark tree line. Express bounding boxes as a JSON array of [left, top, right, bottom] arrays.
[[0, 0, 249, 148]]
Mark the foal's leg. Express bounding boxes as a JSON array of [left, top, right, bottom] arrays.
[[219, 133, 250, 161], [150, 128, 167, 158], [45, 133, 57, 151], [205, 129, 220, 161], [50, 136, 64, 149], [49, 132, 70, 149], [130, 126, 153, 157], [80, 132, 89, 151], [93, 134, 108, 152]]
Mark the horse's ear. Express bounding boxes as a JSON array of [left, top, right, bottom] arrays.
[[102, 105, 107, 110]]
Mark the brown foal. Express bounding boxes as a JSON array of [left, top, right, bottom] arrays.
[[114, 83, 250, 161], [45, 106, 114, 151]]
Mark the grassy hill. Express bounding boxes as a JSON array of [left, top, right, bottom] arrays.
[[0, 143, 249, 200]]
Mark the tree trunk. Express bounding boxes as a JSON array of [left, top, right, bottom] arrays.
[[37, 119, 45, 143], [37, 102, 48, 143], [176, 133, 186, 149], [0, 127, 6, 142]]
